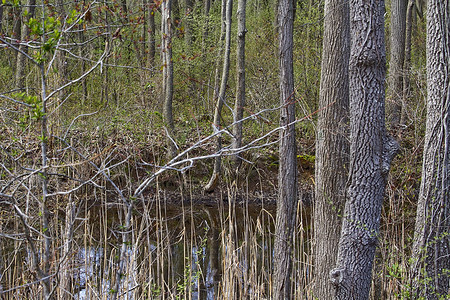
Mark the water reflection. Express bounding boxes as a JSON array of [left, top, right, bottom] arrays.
[[69, 201, 277, 300]]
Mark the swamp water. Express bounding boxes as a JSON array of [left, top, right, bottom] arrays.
[[0, 196, 312, 299]]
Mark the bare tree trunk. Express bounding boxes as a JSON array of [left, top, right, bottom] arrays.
[[387, 0, 407, 131], [161, 0, 177, 157], [330, 0, 399, 298], [15, 0, 36, 90], [272, 0, 297, 298], [401, 0, 415, 127], [184, 0, 194, 98], [0, 4, 4, 33], [232, 0, 247, 167], [312, 0, 350, 298], [57, 0, 68, 106], [60, 197, 76, 297], [204, 0, 233, 192], [39, 64, 52, 300], [12, 6, 21, 66], [202, 0, 211, 50], [410, 1, 450, 298], [148, 0, 156, 67]]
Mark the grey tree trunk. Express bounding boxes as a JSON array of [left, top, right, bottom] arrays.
[[410, 1, 450, 298], [15, 0, 36, 90], [0, 4, 3, 33], [204, 0, 233, 192], [387, 0, 407, 130], [57, 0, 68, 105], [312, 0, 350, 298], [232, 0, 246, 167], [148, 0, 156, 68], [161, 0, 176, 157], [401, 0, 414, 127], [202, 0, 211, 50], [330, 0, 398, 299], [272, 0, 297, 298], [184, 0, 194, 98]]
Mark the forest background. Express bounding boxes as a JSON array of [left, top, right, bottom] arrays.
[[0, 0, 448, 299]]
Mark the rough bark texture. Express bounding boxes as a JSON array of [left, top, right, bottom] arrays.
[[387, 0, 407, 130], [204, 0, 233, 192], [312, 0, 350, 298], [232, 0, 246, 166], [330, 0, 398, 299], [161, 0, 176, 158], [272, 0, 297, 298], [401, 0, 414, 127], [410, 1, 450, 298]]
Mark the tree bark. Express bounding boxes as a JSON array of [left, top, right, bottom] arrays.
[[161, 0, 177, 158], [15, 0, 36, 90], [312, 0, 350, 298], [387, 0, 407, 131], [330, 0, 399, 298], [232, 0, 246, 167], [272, 0, 297, 298], [401, 0, 414, 127], [57, 0, 68, 106], [0, 4, 3, 33], [204, 0, 233, 192], [410, 1, 450, 298], [148, 0, 156, 67], [202, 0, 211, 51]]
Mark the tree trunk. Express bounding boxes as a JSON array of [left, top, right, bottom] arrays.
[[330, 0, 399, 298], [401, 0, 414, 127], [232, 0, 246, 167], [0, 4, 4, 33], [387, 0, 407, 131], [57, 0, 68, 106], [312, 0, 350, 298], [202, 0, 211, 51], [272, 0, 297, 298], [410, 1, 450, 298], [148, 0, 156, 67], [184, 0, 194, 98], [204, 0, 233, 192], [15, 0, 36, 90], [161, 0, 177, 157]]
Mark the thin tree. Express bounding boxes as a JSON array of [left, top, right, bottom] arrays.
[[272, 0, 297, 298], [387, 0, 407, 131], [204, 0, 233, 192], [161, 0, 176, 157], [330, 0, 399, 298], [410, 0, 449, 298], [312, 0, 350, 298], [15, 0, 36, 90], [232, 0, 246, 167], [0, 4, 3, 33], [148, 0, 156, 67]]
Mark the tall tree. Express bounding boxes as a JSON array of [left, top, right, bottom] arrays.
[[410, 0, 450, 298], [387, 0, 407, 130], [0, 4, 3, 33], [330, 0, 398, 298], [272, 0, 297, 297], [401, 0, 415, 126], [15, 0, 36, 90], [204, 0, 233, 192], [232, 0, 247, 167], [148, 0, 156, 67], [312, 0, 350, 298], [161, 0, 176, 157]]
